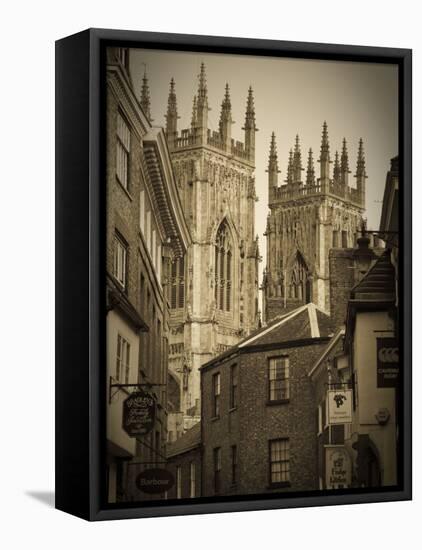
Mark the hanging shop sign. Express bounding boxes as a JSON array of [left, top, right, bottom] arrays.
[[122, 390, 156, 437], [136, 469, 175, 495], [377, 338, 399, 388], [325, 446, 352, 489], [327, 389, 352, 425]]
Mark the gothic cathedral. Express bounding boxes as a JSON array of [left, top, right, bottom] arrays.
[[262, 123, 366, 322], [161, 64, 260, 423]]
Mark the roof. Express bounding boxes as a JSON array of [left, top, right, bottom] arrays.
[[308, 327, 345, 379], [166, 422, 201, 459], [351, 249, 396, 302], [202, 303, 335, 370]]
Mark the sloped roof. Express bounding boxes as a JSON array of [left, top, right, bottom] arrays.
[[166, 422, 201, 459], [202, 303, 335, 370], [308, 327, 345, 379], [351, 249, 395, 302]]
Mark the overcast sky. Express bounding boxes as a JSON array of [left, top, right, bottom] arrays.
[[129, 48, 398, 304]]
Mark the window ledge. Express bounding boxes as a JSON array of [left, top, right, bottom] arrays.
[[266, 399, 290, 406], [229, 407, 238, 413], [268, 481, 291, 490], [210, 416, 220, 422], [116, 178, 133, 201]]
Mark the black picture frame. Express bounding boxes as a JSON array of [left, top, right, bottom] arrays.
[[55, 28, 412, 521]]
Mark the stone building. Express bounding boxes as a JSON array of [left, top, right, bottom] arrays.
[[105, 47, 190, 502], [262, 125, 366, 322], [200, 303, 334, 497], [150, 65, 261, 427]]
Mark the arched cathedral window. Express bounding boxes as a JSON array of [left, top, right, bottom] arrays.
[[170, 255, 185, 309], [289, 252, 311, 303], [214, 221, 232, 312]]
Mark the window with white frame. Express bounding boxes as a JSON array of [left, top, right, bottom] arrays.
[[212, 372, 221, 418], [139, 189, 145, 234], [176, 466, 182, 499], [113, 234, 127, 290], [116, 334, 130, 384], [116, 112, 130, 189], [189, 462, 196, 498], [269, 438, 290, 485], [152, 229, 156, 266], [268, 357, 290, 401], [146, 210, 151, 252]]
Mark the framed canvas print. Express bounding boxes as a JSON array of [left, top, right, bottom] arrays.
[[55, 28, 412, 521]]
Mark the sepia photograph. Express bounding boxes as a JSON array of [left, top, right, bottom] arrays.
[[105, 45, 401, 505]]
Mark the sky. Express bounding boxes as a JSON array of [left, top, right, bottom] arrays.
[[129, 48, 398, 302]]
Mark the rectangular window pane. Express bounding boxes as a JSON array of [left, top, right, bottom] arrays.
[[268, 358, 289, 401], [269, 439, 290, 484]]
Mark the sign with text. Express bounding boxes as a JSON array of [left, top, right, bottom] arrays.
[[325, 446, 352, 489], [136, 468, 175, 494], [377, 338, 399, 388], [327, 389, 352, 425], [122, 390, 155, 437]]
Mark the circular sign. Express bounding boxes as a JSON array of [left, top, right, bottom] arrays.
[[136, 469, 175, 494], [122, 390, 155, 437]]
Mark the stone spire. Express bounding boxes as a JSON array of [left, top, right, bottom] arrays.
[[191, 95, 197, 129], [267, 132, 280, 190], [333, 151, 341, 183], [285, 149, 294, 185], [243, 86, 257, 162], [355, 138, 367, 206], [140, 69, 152, 122], [292, 134, 303, 183], [219, 83, 233, 152], [196, 62, 209, 141], [165, 77, 178, 149], [306, 148, 315, 186], [319, 121, 330, 190], [340, 138, 350, 186]]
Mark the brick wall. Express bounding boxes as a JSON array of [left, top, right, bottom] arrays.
[[201, 341, 328, 497], [329, 249, 355, 329]]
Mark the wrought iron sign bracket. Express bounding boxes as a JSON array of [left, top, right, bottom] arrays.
[[108, 379, 167, 403]]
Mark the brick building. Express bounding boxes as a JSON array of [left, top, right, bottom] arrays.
[[166, 423, 202, 499], [105, 47, 190, 503], [200, 303, 334, 497]]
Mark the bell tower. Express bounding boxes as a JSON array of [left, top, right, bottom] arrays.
[[263, 122, 366, 322], [162, 66, 260, 427]]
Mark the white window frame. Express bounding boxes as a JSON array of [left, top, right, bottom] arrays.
[[176, 466, 182, 499], [268, 357, 290, 401], [189, 462, 196, 498], [146, 211, 151, 253], [116, 112, 131, 189], [116, 334, 130, 384], [113, 234, 127, 289], [139, 189, 145, 234], [269, 438, 290, 485]]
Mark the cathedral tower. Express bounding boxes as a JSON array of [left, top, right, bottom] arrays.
[[164, 66, 260, 426], [263, 123, 366, 322]]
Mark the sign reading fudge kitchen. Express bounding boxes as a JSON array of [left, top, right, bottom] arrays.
[[327, 389, 352, 425], [377, 338, 399, 388], [122, 390, 156, 437], [325, 447, 352, 489]]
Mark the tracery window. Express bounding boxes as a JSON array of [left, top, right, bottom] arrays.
[[289, 251, 311, 303], [214, 221, 233, 311]]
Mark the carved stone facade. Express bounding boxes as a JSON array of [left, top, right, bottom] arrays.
[[262, 125, 366, 321], [147, 65, 260, 422]]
